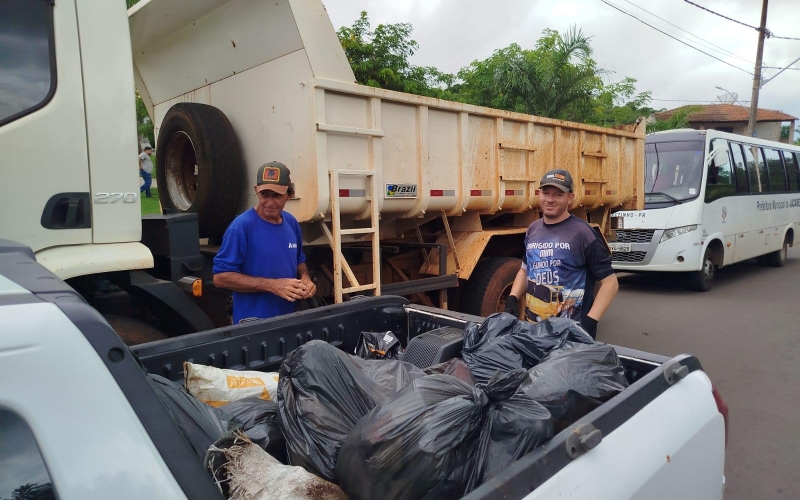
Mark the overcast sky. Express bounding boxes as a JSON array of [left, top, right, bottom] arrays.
[[324, 0, 799, 132]]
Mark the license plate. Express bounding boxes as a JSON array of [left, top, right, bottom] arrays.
[[609, 242, 632, 253]]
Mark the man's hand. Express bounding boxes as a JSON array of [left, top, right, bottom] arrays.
[[581, 315, 598, 339], [504, 295, 519, 317], [269, 278, 306, 302], [300, 275, 316, 299]]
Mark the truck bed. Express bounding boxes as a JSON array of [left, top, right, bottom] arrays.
[[1, 238, 724, 499], [131, 296, 706, 499]]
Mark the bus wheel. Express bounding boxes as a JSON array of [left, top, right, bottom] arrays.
[[690, 248, 715, 292], [763, 235, 789, 267], [461, 257, 522, 317]]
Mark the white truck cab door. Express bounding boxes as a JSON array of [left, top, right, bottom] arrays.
[[0, 0, 91, 252], [75, 0, 143, 245]]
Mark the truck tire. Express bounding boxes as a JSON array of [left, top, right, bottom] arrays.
[[689, 247, 715, 292], [461, 257, 522, 317], [156, 103, 244, 238], [761, 234, 789, 267], [103, 314, 167, 346]]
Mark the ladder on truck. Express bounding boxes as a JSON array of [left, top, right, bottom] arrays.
[[320, 170, 381, 304]]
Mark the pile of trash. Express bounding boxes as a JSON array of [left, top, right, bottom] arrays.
[[148, 314, 630, 500]]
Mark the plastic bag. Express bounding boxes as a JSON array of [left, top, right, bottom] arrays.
[[462, 313, 595, 384], [356, 330, 404, 359], [183, 362, 279, 407], [222, 397, 287, 464], [335, 369, 551, 500], [148, 374, 239, 460], [423, 358, 475, 385], [277, 340, 424, 481], [465, 372, 553, 492], [520, 342, 630, 432], [213, 436, 349, 500]]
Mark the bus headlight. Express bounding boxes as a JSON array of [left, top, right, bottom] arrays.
[[660, 224, 698, 243]]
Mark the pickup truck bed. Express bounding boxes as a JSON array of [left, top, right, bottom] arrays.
[[132, 297, 719, 500], [0, 239, 725, 500]]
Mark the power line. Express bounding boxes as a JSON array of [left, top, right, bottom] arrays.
[[600, 0, 753, 75], [620, 0, 754, 66], [763, 66, 800, 70], [682, 0, 758, 30], [683, 1, 800, 41]]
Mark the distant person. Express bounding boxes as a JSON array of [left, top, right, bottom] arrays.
[[212, 161, 316, 323], [504, 169, 619, 339], [138, 146, 154, 198]]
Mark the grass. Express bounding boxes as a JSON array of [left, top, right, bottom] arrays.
[[141, 187, 162, 215]]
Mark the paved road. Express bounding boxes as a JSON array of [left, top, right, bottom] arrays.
[[601, 250, 800, 500]]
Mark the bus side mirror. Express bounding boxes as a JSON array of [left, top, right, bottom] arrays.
[[708, 147, 728, 168]]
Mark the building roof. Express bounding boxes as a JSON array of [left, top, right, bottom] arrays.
[[654, 104, 797, 123]]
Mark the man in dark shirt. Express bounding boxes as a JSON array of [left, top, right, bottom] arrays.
[[505, 169, 619, 338]]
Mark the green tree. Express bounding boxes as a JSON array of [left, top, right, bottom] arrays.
[[455, 29, 596, 119], [337, 12, 454, 97], [135, 88, 154, 151], [585, 77, 653, 127], [646, 106, 702, 134], [449, 28, 650, 124]]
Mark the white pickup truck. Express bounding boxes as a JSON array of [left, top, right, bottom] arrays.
[[0, 238, 727, 500]]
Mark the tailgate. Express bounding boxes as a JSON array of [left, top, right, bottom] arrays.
[[464, 354, 725, 500]]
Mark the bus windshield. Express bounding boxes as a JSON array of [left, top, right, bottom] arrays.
[[645, 141, 705, 202]]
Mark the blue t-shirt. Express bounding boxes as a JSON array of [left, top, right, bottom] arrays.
[[212, 208, 306, 323], [522, 215, 614, 322]]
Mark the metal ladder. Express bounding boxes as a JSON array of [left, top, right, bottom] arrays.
[[320, 169, 381, 303]]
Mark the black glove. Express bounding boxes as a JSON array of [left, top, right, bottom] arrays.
[[503, 295, 519, 317], [581, 316, 598, 340]]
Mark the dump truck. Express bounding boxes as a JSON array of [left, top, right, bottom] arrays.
[[0, 0, 644, 343]]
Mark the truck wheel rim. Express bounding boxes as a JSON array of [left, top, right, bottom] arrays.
[[497, 283, 513, 313], [165, 131, 198, 211], [703, 256, 714, 280]]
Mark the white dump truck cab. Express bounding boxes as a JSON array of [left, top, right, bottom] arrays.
[[0, 0, 151, 279]]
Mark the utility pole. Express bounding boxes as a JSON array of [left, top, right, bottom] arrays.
[[748, 0, 769, 137]]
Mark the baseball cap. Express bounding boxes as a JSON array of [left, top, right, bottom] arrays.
[[539, 169, 574, 192], [256, 161, 292, 195]]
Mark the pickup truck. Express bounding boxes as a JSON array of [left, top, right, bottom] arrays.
[[0, 239, 727, 500]]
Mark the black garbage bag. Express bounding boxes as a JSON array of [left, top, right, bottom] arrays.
[[222, 397, 287, 464], [356, 330, 404, 359], [465, 372, 554, 492], [462, 313, 595, 384], [335, 369, 552, 500], [277, 340, 424, 481], [148, 374, 239, 460], [520, 342, 630, 432], [423, 358, 476, 385]]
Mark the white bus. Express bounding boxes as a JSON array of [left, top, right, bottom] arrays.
[[611, 129, 800, 291]]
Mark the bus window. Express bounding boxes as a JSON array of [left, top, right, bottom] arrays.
[[645, 141, 705, 201], [763, 149, 787, 193], [730, 143, 749, 193], [706, 139, 735, 202], [744, 145, 769, 193], [784, 152, 799, 192]]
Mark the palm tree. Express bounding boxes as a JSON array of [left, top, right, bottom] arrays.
[[455, 27, 599, 120]]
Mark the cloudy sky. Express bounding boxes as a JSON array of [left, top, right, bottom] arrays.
[[324, 0, 799, 133]]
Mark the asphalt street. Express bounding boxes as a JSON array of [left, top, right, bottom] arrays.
[[601, 249, 800, 500]]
